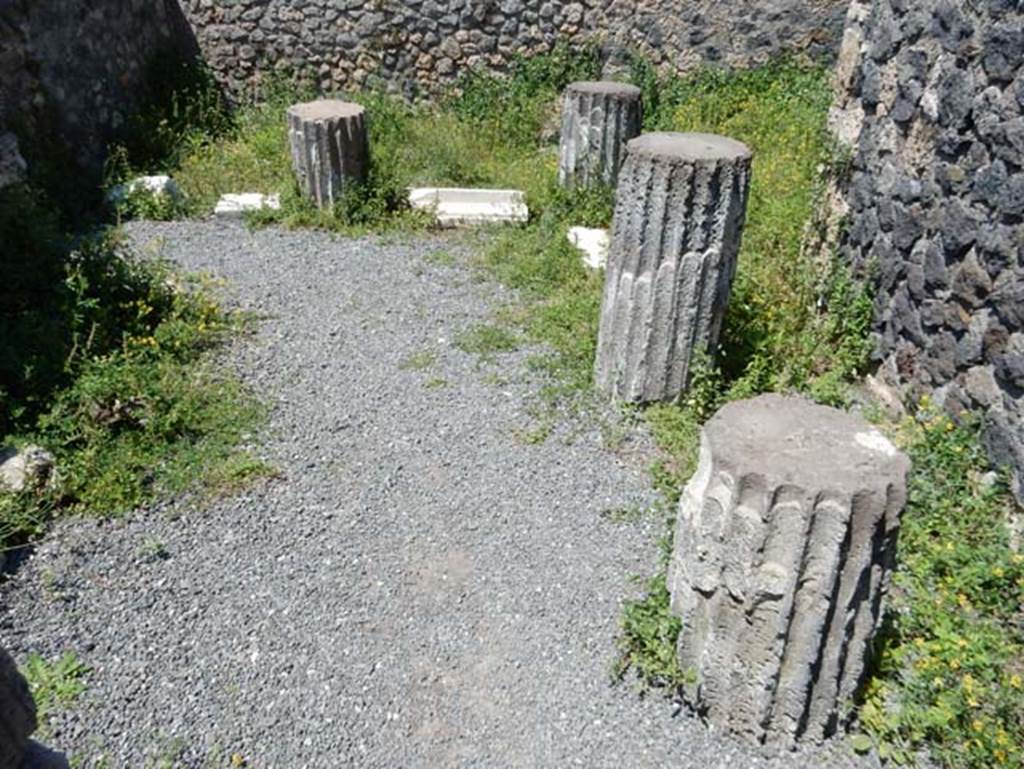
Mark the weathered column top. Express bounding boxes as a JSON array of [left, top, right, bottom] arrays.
[[703, 394, 909, 492], [287, 99, 365, 121], [564, 80, 642, 98], [626, 131, 752, 164]]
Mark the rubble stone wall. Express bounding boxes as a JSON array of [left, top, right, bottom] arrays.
[[176, 0, 849, 97], [0, 0, 195, 173], [831, 0, 1024, 497]]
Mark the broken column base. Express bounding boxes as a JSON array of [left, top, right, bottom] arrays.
[[668, 393, 910, 747]]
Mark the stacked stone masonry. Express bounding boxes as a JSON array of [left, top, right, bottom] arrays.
[[0, 0, 196, 173], [831, 0, 1024, 500], [176, 0, 849, 98], [0, 0, 847, 175], [668, 394, 909, 746]]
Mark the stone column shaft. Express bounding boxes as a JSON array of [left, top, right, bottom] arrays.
[[287, 99, 369, 209], [594, 132, 752, 403], [558, 81, 642, 188], [667, 394, 910, 747]]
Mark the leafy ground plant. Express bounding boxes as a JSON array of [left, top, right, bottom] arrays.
[[22, 651, 91, 729]]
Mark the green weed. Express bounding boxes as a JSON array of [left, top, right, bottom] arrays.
[[424, 250, 456, 267], [454, 323, 520, 359], [399, 349, 438, 372], [139, 537, 169, 561], [1, 182, 266, 550], [612, 507, 692, 692], [22, 651, 91, 728]]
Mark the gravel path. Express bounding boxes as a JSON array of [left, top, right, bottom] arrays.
[[1, 221, 876, 769]]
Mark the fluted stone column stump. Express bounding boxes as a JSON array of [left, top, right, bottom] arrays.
[[1, 645, 36, 768], [558, 81, 642, 188], [287, 100, 369, 209], [594, 132, 752, 403], [668, 394, 910, 747]]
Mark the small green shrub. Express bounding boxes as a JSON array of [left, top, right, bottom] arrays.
[[614, 571, 689, 691], [117, 53, 234, 173], [449, 42, 600, 147], [0, 186, 185, 431]]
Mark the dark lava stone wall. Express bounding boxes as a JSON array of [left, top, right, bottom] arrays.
[[176, 0, 849, 97], [831, 0, 1024, 497], [0, 0, 196, 174]]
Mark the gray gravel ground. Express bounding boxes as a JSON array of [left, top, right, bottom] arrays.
[[1, 221, 879, 769]]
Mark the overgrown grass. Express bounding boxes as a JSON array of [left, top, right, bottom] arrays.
[[854, 407, 1024, 768], [111, 43, 600, 235], [1, 182, 267, 554]]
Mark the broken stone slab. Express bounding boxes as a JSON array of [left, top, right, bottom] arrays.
[[106, 175, 184, 206], [558, 81, 642, 188], [567, 226, 610, 270], [408, 187, 528, 227], [667, 393, 910, 748], [288, 99, 369, 209], [0, 646, 37, 769], [213, 193, 281, 218], [594, 132, 752, 403], [0, 446, 57, 493]]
